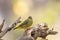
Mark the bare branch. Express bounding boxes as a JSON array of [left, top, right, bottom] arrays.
[[16, 25, 58, 40], [8, 17, 21, 31], [0, 17, 21, 38], [47, 30, 58, 35], [0, 19, 5, 33]]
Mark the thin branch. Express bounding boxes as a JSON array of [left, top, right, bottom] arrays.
[[8, 17, 21, 31], [47, 30, 58, 35], [0, 19, 5, 33], [0, 17, 21, 38]]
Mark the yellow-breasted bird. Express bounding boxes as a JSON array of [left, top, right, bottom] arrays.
[[14, 16, 33, 30]]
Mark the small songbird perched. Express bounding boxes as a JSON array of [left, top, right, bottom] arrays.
[[14, 16, 33, 30]]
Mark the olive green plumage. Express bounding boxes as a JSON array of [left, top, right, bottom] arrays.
[[14, 16, 33, 30]]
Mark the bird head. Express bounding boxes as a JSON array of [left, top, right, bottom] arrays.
[[28, 16, 32, 19]]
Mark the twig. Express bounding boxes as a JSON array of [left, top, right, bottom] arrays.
[[0, 19, 5, 33], [0, 17, 21, 39]]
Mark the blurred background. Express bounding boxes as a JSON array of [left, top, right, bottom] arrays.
[[0, 0, 60, 40]]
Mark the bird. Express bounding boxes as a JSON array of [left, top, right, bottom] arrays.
[[14, 16, 33, 30]]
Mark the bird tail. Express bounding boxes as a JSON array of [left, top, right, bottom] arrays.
[[13, 27, 19, 30], [13, 24, 21, 30]]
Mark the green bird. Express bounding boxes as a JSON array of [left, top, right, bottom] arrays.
[[14, 16, 33, 30]]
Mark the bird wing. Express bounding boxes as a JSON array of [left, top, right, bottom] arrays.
[[20, 19, 29, 26]]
